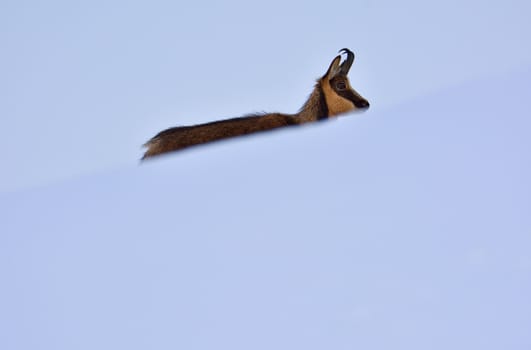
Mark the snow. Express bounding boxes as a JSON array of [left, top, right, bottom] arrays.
[[1, 68, 530, 349]]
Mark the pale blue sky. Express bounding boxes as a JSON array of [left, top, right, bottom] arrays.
[[1, 0, 531, 191]]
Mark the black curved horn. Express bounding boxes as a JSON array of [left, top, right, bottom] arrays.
[[339, 48, 355, 75]]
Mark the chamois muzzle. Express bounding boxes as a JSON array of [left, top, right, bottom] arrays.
[[339, 48, 354, 75], [356, 99, 370, 109]]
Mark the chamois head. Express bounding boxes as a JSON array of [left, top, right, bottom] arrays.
[[319, 48, 369, 116]]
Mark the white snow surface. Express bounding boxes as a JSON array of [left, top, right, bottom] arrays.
[[1, 69, 530, 349]]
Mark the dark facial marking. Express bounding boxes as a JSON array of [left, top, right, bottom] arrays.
[[336, 81, 347, 90], [330, 76, 370, 109]]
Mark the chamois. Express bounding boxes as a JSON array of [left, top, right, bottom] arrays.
[[142, 48, 369, 159]]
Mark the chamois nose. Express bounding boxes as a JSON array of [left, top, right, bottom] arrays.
[[358, 99, 370, 109]]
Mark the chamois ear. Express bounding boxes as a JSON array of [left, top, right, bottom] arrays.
[[323, 55, 342, 79]]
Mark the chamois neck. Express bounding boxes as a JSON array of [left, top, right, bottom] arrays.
[[293, 82, 328, 124]]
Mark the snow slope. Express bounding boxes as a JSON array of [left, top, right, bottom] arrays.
[[1, 69, 530, 349]]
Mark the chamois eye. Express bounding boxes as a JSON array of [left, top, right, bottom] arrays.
[[336, 81, 347, 90]]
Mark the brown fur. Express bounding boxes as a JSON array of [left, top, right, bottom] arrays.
[[142, 113, 296, 158], [142, 49, 369, 160]]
